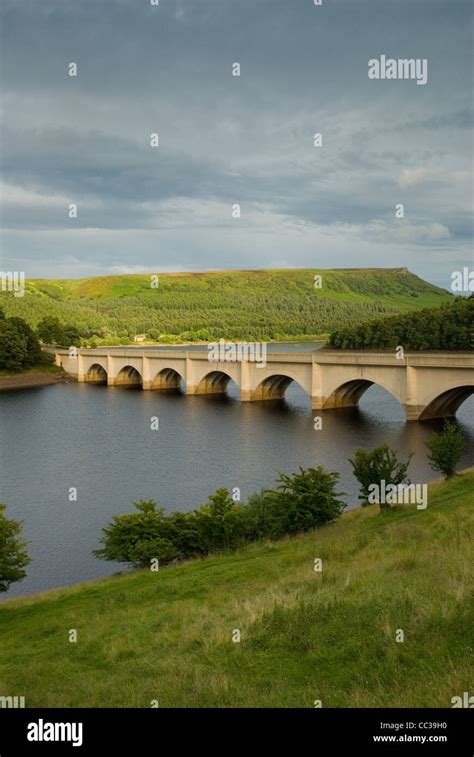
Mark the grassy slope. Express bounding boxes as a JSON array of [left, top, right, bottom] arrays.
[[0, 473, 472, 708], [26, 268, 449, 309]]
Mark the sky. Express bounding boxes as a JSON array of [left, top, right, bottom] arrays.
[[0, 0, 472, 287]]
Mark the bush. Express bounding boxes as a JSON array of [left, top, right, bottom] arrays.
[[0, 504, 31, 592], [248, 467, 345, 539], [193, 488, 250, 553], [425, 421, 465, 479], [94, 491, 251, 568], [94, 468, 346, 569], [93, 500, 179, 568], [349, 444, 413, 509]]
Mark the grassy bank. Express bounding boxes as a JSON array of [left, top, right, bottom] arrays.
[[0, 473, 472, 708]]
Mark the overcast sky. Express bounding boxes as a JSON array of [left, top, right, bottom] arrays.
[[1, 0, 472, 286]]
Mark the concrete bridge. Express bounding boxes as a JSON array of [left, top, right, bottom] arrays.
[[52, 347, 474, 422]]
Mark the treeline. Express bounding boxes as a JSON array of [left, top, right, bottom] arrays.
[[329, 298, 474, 351], [0, 268, 450, 345]]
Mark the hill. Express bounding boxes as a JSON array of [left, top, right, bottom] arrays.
[[0, 268, 451, 344], [0, 472, 472, 707]]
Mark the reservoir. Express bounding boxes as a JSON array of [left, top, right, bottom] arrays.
[[1, 343, 473, 597]]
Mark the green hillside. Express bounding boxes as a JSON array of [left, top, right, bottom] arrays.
[[0, 472, 472, 708], [0, 268, 451, 344]]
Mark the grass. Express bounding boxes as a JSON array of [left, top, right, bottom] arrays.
[[0, 473, 472, 708]]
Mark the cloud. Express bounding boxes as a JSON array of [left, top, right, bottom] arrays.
[[398, 168, 432, 188], [366, 220, 450, 243], [0, 0, 472, 284]]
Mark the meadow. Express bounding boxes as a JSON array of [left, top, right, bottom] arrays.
[[0, 472, 472, 708]]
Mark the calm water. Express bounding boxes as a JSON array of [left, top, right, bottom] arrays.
[[1, 342, 473, 597]]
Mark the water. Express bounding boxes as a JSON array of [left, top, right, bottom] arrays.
[[1, 342, 473, 597]]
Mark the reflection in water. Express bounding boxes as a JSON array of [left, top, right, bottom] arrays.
[[0, 379, 472, 597]]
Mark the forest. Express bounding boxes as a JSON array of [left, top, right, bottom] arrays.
[[0, 268, 452, 345], [329, 297, 473, 351]]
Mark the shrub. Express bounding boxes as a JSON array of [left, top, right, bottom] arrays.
[[193, 488, 250, 553], [93, 500, 179, 568], [251, 467, 345, 539], [0, 504, 31, 592], [425, 421, 465, 479], [94, 470, 346, 570], [349, 443, 413, 509]]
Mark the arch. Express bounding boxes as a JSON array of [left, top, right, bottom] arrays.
[[150, 367, 184, 391], [251, 373, 307, 401], [322, 378, 403, 410], [115, 365, 143, 387], [418, 385, 474, 421], [85, 363, 107, 384], [194, 370, 234, 395]]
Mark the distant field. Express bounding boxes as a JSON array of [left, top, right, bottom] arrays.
[[0, 472, 472, 707], [0, 268, 452, 344]]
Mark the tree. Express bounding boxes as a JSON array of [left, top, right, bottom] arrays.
[[36, 316, 63, 344], [61, 325, 81, 347], [0, 504, 31, 592], [425, 421, 465, 479], [7, 317, 42, 366], [0, 321, 28, 370], [349, 444, 413, 509]]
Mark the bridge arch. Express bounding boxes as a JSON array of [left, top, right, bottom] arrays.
[[251, 373, 308, 401], [85, 363, 108, 384], [321, 378, 403, 409], [150, 367, 184, 391], [194, 370, 234, 395], [418, 384, 474, 421], [115, 365, 143, 387]]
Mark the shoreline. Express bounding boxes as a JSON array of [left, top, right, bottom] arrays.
[[4, 467, 472, 605], [0, 369, 76, 392]]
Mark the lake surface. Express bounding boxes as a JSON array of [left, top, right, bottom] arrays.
[[1, 341, 473, 597]]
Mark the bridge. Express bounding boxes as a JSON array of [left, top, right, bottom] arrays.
[[52, 347, 474, 422]]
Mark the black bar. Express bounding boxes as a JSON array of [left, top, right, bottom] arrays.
[[0, 708, 472, 755]]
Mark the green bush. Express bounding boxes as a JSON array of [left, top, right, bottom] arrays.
[[93, 500, 179, 567], [349, 444, 413, 509], [193, 488, 250, 553], [261, 467, 345, 538], [425, 421, 465, 479], [94, 468, 346, 568]]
